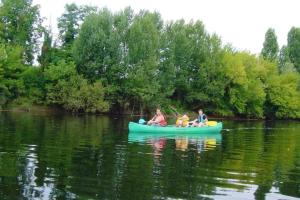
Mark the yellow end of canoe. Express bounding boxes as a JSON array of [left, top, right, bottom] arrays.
[[207, 121, 218, 126]]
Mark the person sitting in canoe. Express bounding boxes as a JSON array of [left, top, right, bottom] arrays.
[[147, 108, 167, 126], [176, 114, 190, 127], [191, 109, 208, 127]]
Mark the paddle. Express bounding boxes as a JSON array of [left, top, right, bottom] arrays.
[[169, 106, 194, 126], [139, 112, 157, 125], [206, 121, 218, 126], [169, 105, 181, 117]]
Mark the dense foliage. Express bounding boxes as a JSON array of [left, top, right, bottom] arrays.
[[0, 0, 43, 64], [0, 1, 299, 118]]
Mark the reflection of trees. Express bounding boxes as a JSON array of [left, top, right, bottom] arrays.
[[221, 120, 300, 199], [1, 113, 300, 199], [254, 123, 299, 200], [125, 135, 223, 199], [0, 112, 111, 199], [277, 124, 300, 198], [17, 145, 76, 199]]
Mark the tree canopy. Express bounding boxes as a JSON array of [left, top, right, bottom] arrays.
[[0, 0, 43, 64], [0, 2, 299, 118]]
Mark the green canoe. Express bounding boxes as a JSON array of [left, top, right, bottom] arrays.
[[128, 122, 223, 133]]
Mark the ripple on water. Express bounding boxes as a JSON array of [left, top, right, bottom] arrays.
[[1, 114, 300, 200]]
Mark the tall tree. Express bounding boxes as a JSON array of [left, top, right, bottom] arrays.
[[0, 42, 8, 106], [38, 28, 53, 68], [0, 0, 43, 64], [278, 45, 296, 73], [0, 41, 25, 101], [287, 27, 300, 73], [73, 8, 115, 81], [73, 7, 135, 112], [157, 22, 176, 99], [126, 11, 162, 112], [166, 20, 193, 103], [58, 3, 97, 47], [261, 28, 279, 62]]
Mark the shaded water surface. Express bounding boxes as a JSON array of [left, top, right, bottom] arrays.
[[0, 112, 299, 200]]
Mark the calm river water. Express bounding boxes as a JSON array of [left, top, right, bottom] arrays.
[[0, 112, 299, 200]]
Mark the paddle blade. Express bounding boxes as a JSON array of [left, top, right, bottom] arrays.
[[207, 121, 218, 126]]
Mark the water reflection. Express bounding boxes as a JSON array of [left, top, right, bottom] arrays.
[[0, 112, 300, 200], [17, 144, 77, 199], [128, 131, 222, 154]]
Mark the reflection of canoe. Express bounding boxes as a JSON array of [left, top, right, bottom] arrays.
[[128, 122, 223, 133], [128, 131, 222, 143]]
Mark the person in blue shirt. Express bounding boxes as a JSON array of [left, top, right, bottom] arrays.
[[191, 109, 208, 127]]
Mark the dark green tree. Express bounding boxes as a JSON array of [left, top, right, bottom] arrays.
[[287, 27, 300, 73], [44, 61, 109, 112], [21, 67, 45, 103], [165, 20, 193, 103], [0, 41, 25, 102], [73, 8, 115, 81], [0, 0, 43, 64], [58, 3, 97, 47], [261, 28, 279, 61], [38, 28, 53, 68], [0, 43, 8, 107], [157, 23, 176, 100], [279, 45, 296, 73], [125, 11, 162, 113]]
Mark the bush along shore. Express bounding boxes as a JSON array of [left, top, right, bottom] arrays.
[[0, 1, 299, 119]]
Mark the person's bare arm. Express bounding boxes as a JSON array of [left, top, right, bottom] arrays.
[[154, 115, 162, 123], [150, 115, 157, 121]]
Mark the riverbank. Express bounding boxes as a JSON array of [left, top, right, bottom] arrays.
[[1, 103, 64, 115], [2, 104, 299, 121]]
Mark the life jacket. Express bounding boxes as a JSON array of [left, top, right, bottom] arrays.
[[198, 114, 207, 123], [176, 115, 190, 127]]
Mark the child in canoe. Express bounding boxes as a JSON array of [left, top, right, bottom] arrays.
[[176, 114, 190, 127], [191, 109, 208, 127], [147, 108, 167, 126]]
